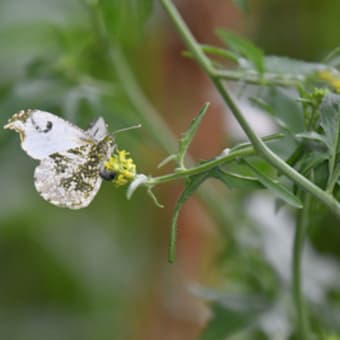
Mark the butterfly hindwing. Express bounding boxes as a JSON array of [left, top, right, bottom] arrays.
[[34, 136, 114, 209]]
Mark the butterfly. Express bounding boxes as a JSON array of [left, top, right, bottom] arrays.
[[4, 109, 116, 209]]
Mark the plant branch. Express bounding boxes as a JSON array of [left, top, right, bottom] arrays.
[[292, 192, 311, 339], [146, 134, 283, 187], [214, 69, 302, 87], [147, 144, 255, 186], [159, 0, 340, 218]]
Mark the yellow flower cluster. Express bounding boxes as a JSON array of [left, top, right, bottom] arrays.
[[319, 70, 340, 93], [103, 149, 136, 187]]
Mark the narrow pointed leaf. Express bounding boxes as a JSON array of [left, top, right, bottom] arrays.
[[295, 131, 327, 146], [217, 29, 264, 74], [212, 167, 262, 190], [177, 102, 210, 168], [244, 161, 303, 209], [169, 172, 209, 263]]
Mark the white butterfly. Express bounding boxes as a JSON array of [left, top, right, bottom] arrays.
[[4, 109, 115, 209]]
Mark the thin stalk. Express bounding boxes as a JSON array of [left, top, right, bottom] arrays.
[[147, 144, 255, 186], [292, 192, 311, 339], [160, 0, 340, 218], [214, 69, 302, 87]]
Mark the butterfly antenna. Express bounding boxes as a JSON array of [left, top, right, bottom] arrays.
[[113, 124, 142, 135]]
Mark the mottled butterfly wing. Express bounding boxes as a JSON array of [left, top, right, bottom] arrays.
[[4, 109, 115, 209], [4, 109, 90, 160], [34, 136, 114, 209]]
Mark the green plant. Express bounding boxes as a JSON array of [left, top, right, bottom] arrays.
[[117, 1, 340, 338]]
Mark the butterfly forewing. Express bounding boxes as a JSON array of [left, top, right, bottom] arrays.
[[5, 110, 91, 160]]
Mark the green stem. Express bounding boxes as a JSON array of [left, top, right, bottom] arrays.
[[148, 144, 255, 186], [159, 0, 340, 218], [214, 69, 301, 87], [147, 134, 283, 186], [293, 192, 311, 339]]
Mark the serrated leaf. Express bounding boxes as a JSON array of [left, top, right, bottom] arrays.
[[168, 172, 209, 263], [177, 102, 210, 168], [217, 29, 264, 74], [244, 161, 303, 209]]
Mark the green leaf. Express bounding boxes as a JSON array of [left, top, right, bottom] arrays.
[[212, 167, 262, 190], [264, 56, 329, 77], [299, 151, 329, 176], [177, 102, 210, 168], [254, 87, 304, 134], [168, 172, 210, 263], [216, 29, 264, 74], [199, 45, 239, 63], [320, 93, 340, 191], [244, 161, 303, 209], [295, 131, 328, 148], [320, 93, 340, 154]]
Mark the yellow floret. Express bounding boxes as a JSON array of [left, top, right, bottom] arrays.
[[319, 70, 340, 93], [103, 149, 136, 187]]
